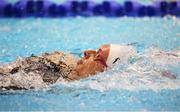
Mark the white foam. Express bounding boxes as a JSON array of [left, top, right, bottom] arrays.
[[0, 47, 179, 91], [58, 47, 180, 92]]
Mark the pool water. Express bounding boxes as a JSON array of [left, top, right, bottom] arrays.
[[0, 17, 180, 111]]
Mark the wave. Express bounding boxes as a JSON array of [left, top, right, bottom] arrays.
[[56, 47, 180, 92], [0, 47, 179, 92]]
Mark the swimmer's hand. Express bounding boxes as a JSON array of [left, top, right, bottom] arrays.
[[161, 70, 176, 79]]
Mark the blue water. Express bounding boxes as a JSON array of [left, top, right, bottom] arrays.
[[0, 89, 179, 111], [0, 17, 180, 111]]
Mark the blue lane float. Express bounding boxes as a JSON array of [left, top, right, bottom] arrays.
[[124, 1, 133, 13], [114, 5, 124, 17], [48, 4, 57, 17], [0, 0, 179, 18], [26, 1, 35, 15]]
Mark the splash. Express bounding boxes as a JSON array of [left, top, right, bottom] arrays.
[[57, 47, 180, 92], [0, 47, 179, 91]]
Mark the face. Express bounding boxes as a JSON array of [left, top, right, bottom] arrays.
[[75, 44, 110, 78]]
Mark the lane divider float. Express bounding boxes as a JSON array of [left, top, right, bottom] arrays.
[[0, 0, 179, 18]]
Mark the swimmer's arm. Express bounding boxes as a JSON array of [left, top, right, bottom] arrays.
[[153, 68, 176, 79], [128, 56, 177, 79]]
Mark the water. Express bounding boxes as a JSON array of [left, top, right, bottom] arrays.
[[0, 17, 180, 111]]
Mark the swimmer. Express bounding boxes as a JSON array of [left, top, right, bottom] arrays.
[[0, 44, 135, 89], [0, 44, 178, 90], [72, 44, 136, 79], [75, 44, 178, 80]]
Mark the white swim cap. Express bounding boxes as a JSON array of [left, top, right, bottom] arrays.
[[106, 44, 136, 67]]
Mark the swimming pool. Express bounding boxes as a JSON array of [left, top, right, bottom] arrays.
[[0, 17, 180, 110]]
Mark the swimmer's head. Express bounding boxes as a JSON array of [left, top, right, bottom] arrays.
[[95, 44, 136, 67], [75, 44, 110, 78], [75, 49, 107, 78], [74, 44, 136, 78]]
